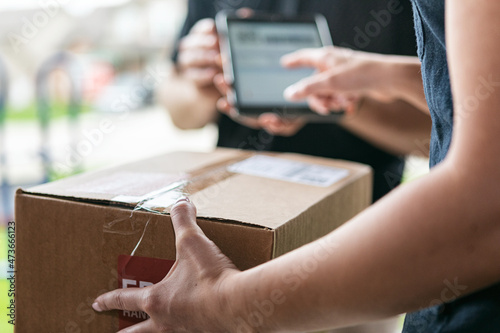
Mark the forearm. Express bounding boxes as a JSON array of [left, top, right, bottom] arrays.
[[283, 50, 428, 116], [233, 160, 500, 332], [93, 2, 500, 332], [158, 68, 220, 130], [340, 98, 431, 156], [378, 55, 428, 113]]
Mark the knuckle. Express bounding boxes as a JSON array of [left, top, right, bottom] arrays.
[[176, 230, 203, 251], [319, 51, 330, 63], [142, 287, 161, 315], [177, 53, 194, 68], [179, 35, 194, 50], [206, 35, 218, 47], [327, 74, 338, 87], [155, 325, 172, 333], [112, 292, 127, 310]]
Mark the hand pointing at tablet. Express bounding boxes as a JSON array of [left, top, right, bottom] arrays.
[[282, 47, 428, 114]]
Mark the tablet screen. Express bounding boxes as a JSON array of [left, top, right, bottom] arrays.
[[227, 21, 323, 108]]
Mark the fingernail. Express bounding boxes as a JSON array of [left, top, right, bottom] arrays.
[[92, 302, 103, 312], [176, 197, 190, 204]]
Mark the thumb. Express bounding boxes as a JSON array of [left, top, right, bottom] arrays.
[[170, 198, 237, 272], [170, 198, 204, 256]]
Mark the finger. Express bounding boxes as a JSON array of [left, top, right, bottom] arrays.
[[117, 319, 155, 333], [178, 49, 220, 69], [182, 67, 219, 87], [170, 198, 209, 263], [280, 48, 326, 69], [221, 106, 262, 129], [258, 113, 304, 136], [328, 94, 358, 112], [236, 8, 254, 18], [229, 111, 263, 130], [259, 113, 288, 129], [170, 199, 239, 272], [213, 73, 231, 96], [343, 96, 361, 114], [179, 33, 218, 52], [308, 95, 334, 115], [216, 97, 233, 114], [189, 18, 217, 35], [93, 286, 147, 312], [261, 119, 288, 136], [228, 107, 241, 119], [170, 198, 202, 241], [283, 72, 333, 101], [316, 94, 345, 110]]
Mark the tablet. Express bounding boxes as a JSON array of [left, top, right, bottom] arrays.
[[216, 10, 340, 120]]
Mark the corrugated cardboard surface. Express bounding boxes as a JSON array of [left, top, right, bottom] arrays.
[[15, 192, 274, 332], [275, 176, 371, 258], [15, 149, 372, 332]]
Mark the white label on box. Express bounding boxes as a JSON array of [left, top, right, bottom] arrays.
[[227, 155, 349, 187]]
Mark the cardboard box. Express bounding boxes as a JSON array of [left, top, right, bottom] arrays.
[[15, 149, 372, 332]]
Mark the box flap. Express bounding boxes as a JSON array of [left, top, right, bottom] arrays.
[[22, 149, 371, 230], [25, 149, 242, 200]]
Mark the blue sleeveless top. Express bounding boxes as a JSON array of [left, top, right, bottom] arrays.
[[403, 1, 500, 331], [411, 0, 452, 167]]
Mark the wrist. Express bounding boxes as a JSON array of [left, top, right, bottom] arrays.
[[382, 56, 423, 101], [217, 271, 256, 332], [224, 269, 281, 333], [337, 97, 366, 128], [370, 57, 403, 101]]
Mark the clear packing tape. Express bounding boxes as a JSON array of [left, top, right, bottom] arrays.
[[102, 152, 256, 262], [127, 152, 254, 213], [101, 151, 350, 262]]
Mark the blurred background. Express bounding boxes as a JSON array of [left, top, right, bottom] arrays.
[[0, 1, 219, 331], [0, 1, 428, 332]]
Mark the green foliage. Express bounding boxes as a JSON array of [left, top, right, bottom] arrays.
[[3, 102, 91, 123]]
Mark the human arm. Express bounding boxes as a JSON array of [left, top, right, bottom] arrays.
[[340, 99, 431, 156], [94, 1, 500, 331], [162, 17, 430, 144], [159, 68, 221, 130], [215, 77, 432, 156], [243, 5, 500, 330], [278, 46, 433, 156], [282, 47, 429, 115], [234, 4, 500, 328], [214, 44, 432, 155], [159, 17, 305, 136], [93, 158, 500, 332]]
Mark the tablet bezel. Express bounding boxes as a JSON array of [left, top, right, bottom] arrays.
[[216, 10, 339, 120]]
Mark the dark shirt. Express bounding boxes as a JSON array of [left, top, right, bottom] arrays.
[[403, 1, 500, 331], [172, 0, 418, 201]]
